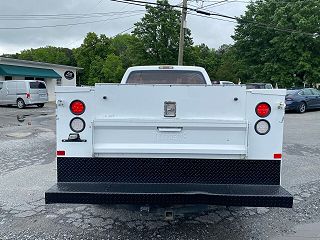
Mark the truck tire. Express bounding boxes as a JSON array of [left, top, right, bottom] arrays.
[[297, 102, 306, 113], [37, 103, 45, 108], [17, 99, 26, 109]]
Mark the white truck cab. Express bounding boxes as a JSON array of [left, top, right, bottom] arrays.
[[46, 66, 293, 208]]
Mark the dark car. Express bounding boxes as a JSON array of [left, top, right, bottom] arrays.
[[285, 88, 320, 113], [246, 83, 273, 89]]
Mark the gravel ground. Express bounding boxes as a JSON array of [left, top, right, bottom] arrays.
[[0, 104, 320, 240]]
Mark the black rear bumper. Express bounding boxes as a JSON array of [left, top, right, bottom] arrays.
[[46, 182, 293, 207], [45, 157, 293, 208]]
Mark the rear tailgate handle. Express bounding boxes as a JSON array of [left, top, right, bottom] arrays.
[[157, 127, 183, 132]]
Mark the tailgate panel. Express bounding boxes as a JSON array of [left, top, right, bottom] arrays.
[[93, 85, 247, 158]]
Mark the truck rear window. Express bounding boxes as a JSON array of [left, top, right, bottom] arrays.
[[29, 82, 46, 89], [126, 70, 206, 84]]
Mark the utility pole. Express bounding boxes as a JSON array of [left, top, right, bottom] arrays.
[[178, 0, 187, 65]]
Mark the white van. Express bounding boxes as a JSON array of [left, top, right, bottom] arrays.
[[0, 80, 48, 108]]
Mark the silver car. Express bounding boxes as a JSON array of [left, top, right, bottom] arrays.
[[0, 80, 48, 108]]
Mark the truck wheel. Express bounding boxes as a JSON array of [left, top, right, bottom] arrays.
[[17, 99, 26, 109], [37, 103, 44, 108], [297, 102, 306, 113]]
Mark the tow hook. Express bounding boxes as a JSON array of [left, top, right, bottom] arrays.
[[140, 206, 150, 216], [164, 210, 174, 221], [139, 206, 175, 220]]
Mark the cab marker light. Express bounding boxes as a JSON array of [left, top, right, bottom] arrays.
[[159, 65, 174, 69], [57, 150, 65, 156]]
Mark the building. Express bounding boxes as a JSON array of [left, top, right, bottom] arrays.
[[0, 57, 82, 101]]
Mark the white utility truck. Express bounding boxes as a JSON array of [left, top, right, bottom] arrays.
[[45, 66, 293, 208]]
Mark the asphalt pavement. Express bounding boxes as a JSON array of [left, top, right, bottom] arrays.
[[0, 104, 320, 240]]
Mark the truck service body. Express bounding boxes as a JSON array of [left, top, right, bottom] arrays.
[[45, 66, 293, 208]]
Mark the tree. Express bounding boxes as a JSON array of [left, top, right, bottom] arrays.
[[16, 46, 76, 66], [188, 44, 219, 79], [102, 53, 124, 83], [74, 32, 112, 84], [215, 44, 243, 83], [233, 0, 320, 87], [109, 34, 141, 69], [86, 56, 104, 85], [132, 0, 193, 65]]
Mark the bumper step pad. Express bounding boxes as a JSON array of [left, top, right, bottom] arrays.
[[45, 183, 293, 208]]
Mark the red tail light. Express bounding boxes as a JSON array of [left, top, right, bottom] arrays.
[[70, 100, 85, 115], [256, 102, 271, 118], [274, 153, 282, 159], [26, 93, 31, 99], [57, 150, 65, 156]]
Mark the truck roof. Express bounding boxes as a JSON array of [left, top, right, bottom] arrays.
[[126, 65, 206, 71], [121, 65, 211, 85]]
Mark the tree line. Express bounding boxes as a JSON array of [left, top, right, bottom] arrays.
[[3, 0, 319, 87]]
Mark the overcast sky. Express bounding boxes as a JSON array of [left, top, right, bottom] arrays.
[[0, 0, 249, 55]]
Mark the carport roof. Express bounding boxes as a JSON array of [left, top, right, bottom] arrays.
[[0, 64, 61, 79]]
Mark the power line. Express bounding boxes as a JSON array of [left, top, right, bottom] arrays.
[[0, 10, 145, 21], [63, 0, 106, 47], [110, 0, 187, 8], [199, 0, 229, 9], [0, 11, 145, 18], [200, 0, 252, 9], [189, 11, 318, 37], [188, 12, 237, 24], [0, 12, 144, 30], [112, 4, 137, 37], [0, 11, 143, 17], [113, 26, 135, 37], [65, 2, 139, 47], [110, 0, 318, 37], [198, 0, 250, 3], [63, 0, 105, 35]]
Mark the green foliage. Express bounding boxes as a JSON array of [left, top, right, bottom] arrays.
[[86, 56, 104, 85], [187, 44, 219, 79], [74, 32, 144, 84], [132, 0, 193, 65], [74, 32, 112, 84], [215, 44, 244, 83], [233, 0, 320, 87], [109, 34, 140, 69], [102, 53, 124, 83], [16, 46, 76, 66]]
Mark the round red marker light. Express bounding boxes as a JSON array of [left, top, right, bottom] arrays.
[[256, 102, 271, 118], [70, 100, 85, 115]]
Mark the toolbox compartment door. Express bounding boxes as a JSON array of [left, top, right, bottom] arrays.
[[93, 84, 248, 159]]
